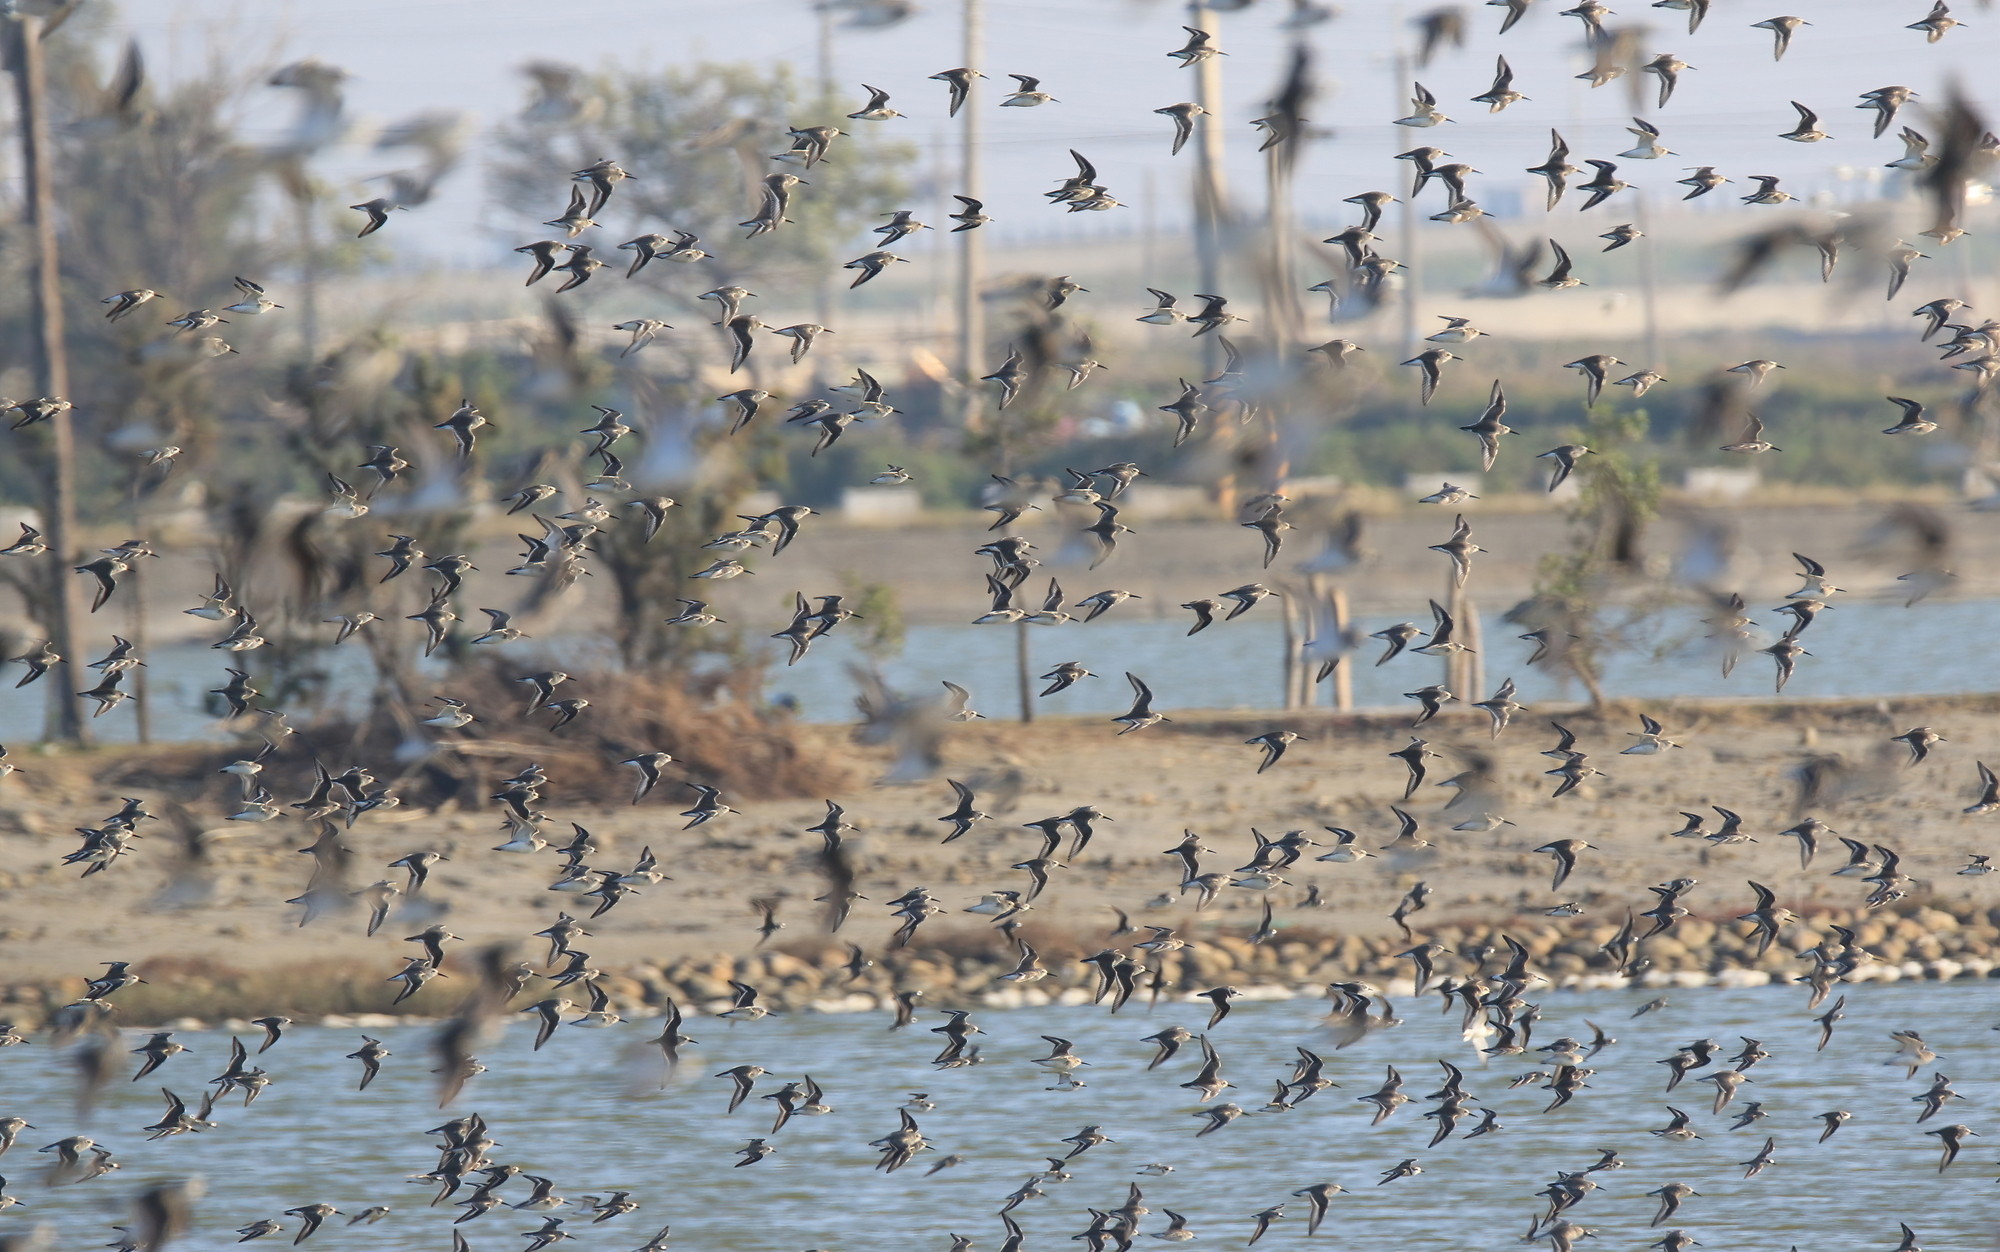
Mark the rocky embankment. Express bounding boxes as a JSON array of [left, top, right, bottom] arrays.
[[4, 902, 1993, 1031]]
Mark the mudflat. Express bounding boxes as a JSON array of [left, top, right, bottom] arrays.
[[3, 694, 1996, 995]]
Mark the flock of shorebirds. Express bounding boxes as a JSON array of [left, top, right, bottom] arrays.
[[5, 2, 2000, 1251]]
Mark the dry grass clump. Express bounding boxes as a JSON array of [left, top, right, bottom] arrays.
[[400, 661, 854, 803], [42, 663, 856, 814], [31, 956, 429, 1026]]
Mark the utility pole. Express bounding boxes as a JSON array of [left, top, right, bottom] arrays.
[[7, 7, 89, 746], [956, 0, 985, 428], [125, 477, 152, 744], [1279, 589, 1301, 710], [1141, 167, 1157, 283], [297, 180, 321, 364], [1392, 50, 1420, 359], [1445, 571, 1470, 700], [1633, 187, 1663, 374], [947, 0, 1029, 720], [1328, 583, 1353, 711], [1189, 0, 1229, 377], [1260, 151, 1303, 351], [814, 2, 837, 333], [1014, 621, 1033, 723], [1257, 40, 1310, 355], [816, 1, 835, 92]]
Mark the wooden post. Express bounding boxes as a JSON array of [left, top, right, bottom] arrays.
[[816, 2, 835, 102], [1189, 0, 1228, 378], [813, 3, 836, 334], [1141, 166, 1157, 281], [955, 0, 985, 429], [1014, 619, 1033, 723], [1302, 573, 1325, 710], [125, 480, 152, 745], [1329, 583, 1353, 712], [1463, 596, 1485, 708], [1258, 95, 1307, 354], [296, 176, 321, 366], [1279, 591, 1300, 710], [1634, 186, 1663, 375], [8, 10, 89, 746], [1446, 574, 1471, 700], [1392, 49, 1420, 360]]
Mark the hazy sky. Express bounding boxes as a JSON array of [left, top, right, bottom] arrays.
[[101, 0, 2000, 268]]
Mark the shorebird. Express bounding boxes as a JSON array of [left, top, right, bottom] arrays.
[[1167, 24, 1222, 65], [349, 197, 405, 236], [948, 195, 989, 230], [873, 210, 930, 246], [1965, 763, 2000, 813], [1472, 55, 1525, 111], [1623, 714, 1681, 754], [1402, 348, 1459, 405], [1526, 131, 1579, 208], [1882, 397, 1935, 434], [1246, 731, 1303, 773], [1619, 117, 1674, 159], [1778, 101, 1830, 142], [1538, 239, 1584, 289], [612, 318, 669, 357], [1641, 54, 1692, 108], [1001, 74, 1057, 107], [1752, 15, 1809, 59], [1860, 86, 1916, 138], [929, 67, 985, 115], [1156, 102, 1207, 154], [1538, 444, 1594, 492], [1578, 160, 1627, 209], [843, 251, 907, 288], [1720, 415, 1780, 454], [1907, 1, 1960, 42], [1112, 673, 1168, 734], [1395, 82, 1450, 128], [1677, 166, 1727, 199], [101, 288, 161, 321], [1892, 726, 1945, 764], [1740, 175, 1793, 206], [846, 84, 901, 121]]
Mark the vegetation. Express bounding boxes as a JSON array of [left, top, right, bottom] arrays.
[[1509, 406, 1669, 707], [0, 18, 1976, 764], [0, 27, 925, 776], [489, 61, 915, 298]]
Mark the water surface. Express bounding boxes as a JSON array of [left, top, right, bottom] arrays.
[[3, 981, 1993, 1250], [0, 595, 1986, 745]]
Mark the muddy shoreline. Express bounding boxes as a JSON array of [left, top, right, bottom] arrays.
[[5, 695, 2000, 1029], [7, 898, 1995, 1031]]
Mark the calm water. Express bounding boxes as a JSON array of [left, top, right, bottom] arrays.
[[2, 982, 1994, 1250], [772, 595, 1989, 722], [0, 595, 1986, 744]]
